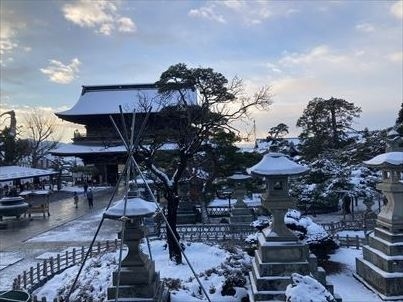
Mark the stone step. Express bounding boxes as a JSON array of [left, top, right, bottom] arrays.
[[368, 233, 403, 256], [254, 251, 311, 276], [356, 257, 403, 297], [362, 245, 403, 273]]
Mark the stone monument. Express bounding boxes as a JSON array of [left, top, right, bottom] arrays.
[[355, 131, 403, 300], [228, 172, 254, 224], [104, 195, 169, 302], [247, 152, 340, 301], [177, 181, 199, 224]]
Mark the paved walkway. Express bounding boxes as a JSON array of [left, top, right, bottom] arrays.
[[0, 186, 126, 290], [0, 187, 122, 251]]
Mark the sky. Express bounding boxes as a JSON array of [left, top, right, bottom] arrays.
[[0, 0, 402, 142]]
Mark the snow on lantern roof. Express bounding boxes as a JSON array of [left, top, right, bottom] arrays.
[[56, 83, 197, 119], [103, 197, 157, 219], [228, 172, 251, 181], [247, 152, 309, 176], [364, 152, 403, 168]]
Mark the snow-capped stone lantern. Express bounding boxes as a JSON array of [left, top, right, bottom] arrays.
[[228, 172, 253, 223], [228, 172, 251, 201], [246, 153, 342, 301], [104, 195, 168, 301], [355, 134, 403, 299], [247, 152, 309, 241]]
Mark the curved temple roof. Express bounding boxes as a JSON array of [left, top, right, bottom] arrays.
[[56, 83, 197, 123]]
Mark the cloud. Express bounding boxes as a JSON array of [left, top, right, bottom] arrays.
[[189, 1, 272, 25], [117, 17, 136, 32], [0, 12, 27, 66], [390, 1, 403, 19], [355, 22, 375, 33], [0, 103, 85, 142], [40, 58, 81, 84], [188, 4, 226, 24], [62, 0, 136, 35], [279, 45, 347, 66], [388, 51, 403, 62]]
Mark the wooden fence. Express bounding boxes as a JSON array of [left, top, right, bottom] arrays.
[[13, 239, 120, 292], [335, 234, 368, 249], [321, 218, 375, 235]]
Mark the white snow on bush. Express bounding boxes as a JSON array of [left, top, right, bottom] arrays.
[[286, 273, 335, 302]]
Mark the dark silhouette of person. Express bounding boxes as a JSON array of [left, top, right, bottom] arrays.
[[73, 191, 79, 208], [86, 189, 94, 209]]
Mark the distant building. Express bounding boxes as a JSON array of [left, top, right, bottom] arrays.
[[51, 83, 197, 185]]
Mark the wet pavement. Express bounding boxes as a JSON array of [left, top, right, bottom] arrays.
[[0, 186, 124, 290]]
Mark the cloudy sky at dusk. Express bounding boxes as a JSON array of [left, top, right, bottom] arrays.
[[1, 0, 402, 141]]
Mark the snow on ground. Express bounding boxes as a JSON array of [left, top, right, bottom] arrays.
[[0, 252, 23, 270], [27, 210, 119, 242], [1, 194, 391, 302], [33, 240, 250, 301], [328, 247, 382, 302], [60, 185, 110, 193]]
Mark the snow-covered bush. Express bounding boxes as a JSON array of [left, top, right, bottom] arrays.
[[285, 210, 338, 261], [286, 273, 336, 302]]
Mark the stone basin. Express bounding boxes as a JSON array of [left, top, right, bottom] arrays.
[[0, 197, 29, 219]]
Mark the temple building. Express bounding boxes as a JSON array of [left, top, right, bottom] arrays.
[[51, 83, 197, 185]]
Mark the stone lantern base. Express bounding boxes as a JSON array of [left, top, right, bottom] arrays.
[[249, 233, 339, 301], [230, 199, 254, 224], [106, 220, 169, 302], [355, 226, 403, 300]]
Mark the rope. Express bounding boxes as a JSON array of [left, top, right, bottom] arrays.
[[111, 112, 211, 302], [114, 111, 137, 302], [65, 159, 129, 302]]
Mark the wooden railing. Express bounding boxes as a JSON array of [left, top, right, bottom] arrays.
[[335, 234, 368, 249], [321, 218, 375, 235], [13, 240, 120, 292]]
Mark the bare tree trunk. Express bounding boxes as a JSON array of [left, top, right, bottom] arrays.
[[165, 189, 182, 264]]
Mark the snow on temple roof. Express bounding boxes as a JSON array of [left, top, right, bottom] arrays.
[[364, 152, 403, 167], [247, 152, 309, 176], [50, 142, 178, 156], [0, 166, 58, 182], [56, 83, 197, 117]]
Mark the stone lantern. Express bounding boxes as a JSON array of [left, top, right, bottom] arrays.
[[247, 153, 339, 301], [104, 195, 168, 302], [355, 144, 403, 299], [228, 172, 253, 224], [248, 152, 308, 241]]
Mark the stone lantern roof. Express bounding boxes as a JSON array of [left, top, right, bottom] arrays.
[[228, 172, 251, 181], [247, 152, 309, 176], [104, 197, 157, 219], [364, 152, 403, 168]]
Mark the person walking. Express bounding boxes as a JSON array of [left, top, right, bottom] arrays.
[[73, 191, 79, 208], [86, 188, 94, 209]]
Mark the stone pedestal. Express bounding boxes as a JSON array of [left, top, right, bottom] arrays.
[[107, 220, 168, 302], [247, 153, 340, 301], [249, 193, 337, 301], [355, 163, 403, 300], [177, 196, 199, 224], [230, 199, 254, 224]]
